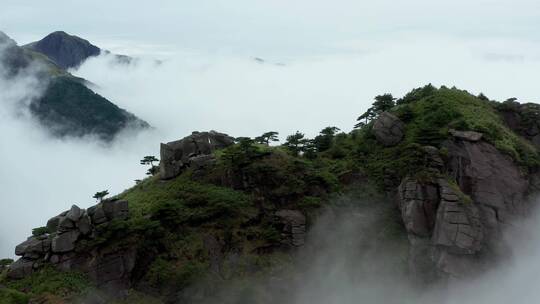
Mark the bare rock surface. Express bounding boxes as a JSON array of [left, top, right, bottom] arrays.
[[275, 210, 306, 247], [160, 131, 235, 179], [372, 112, 405, 146], [398, 136, 531, 281], [7, 199, 134, 294]]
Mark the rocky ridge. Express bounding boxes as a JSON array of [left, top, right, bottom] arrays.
[[8, 199, 134, 293], [160, 130, 235, 179], [3, 86, 540, 303], [379, 111, 535, 281]]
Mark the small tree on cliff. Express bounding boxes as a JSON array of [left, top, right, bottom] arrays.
[[93, 190, 109, 202], [254, 131, 279, 145], [141, 156, 159, 176], [141, 156, 159, 167], [355, 93, 396, 128]]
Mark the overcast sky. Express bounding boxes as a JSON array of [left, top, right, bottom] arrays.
[[2, 0, 540, 262], [2, 0, 540, 57]]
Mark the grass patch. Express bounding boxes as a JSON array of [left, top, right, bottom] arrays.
[[4, 266, 91, 299], [0, 287, 29, 304], [119, 175, 255, 224]]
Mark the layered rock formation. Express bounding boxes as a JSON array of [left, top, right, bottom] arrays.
[[160, 131, 235, 179], [8, 199, 134, 293], [397, 129, 532, 281]]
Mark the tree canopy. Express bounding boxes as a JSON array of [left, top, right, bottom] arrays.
[[283, 131, 309, 156], [93, 190, 109, 202], [254, 131, 279, 145], [355, 93, 396, 128], [313, 126, 340, 152], [141, 156, 159, 176]]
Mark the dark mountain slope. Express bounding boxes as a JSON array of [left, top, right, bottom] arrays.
[[23, 31, 100, 69], [32, 76, 149, 140], [0, 31, 149, 140], [23, 31, 134, 69]]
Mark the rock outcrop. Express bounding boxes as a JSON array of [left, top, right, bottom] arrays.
[[8, 199, 134, 293], [497, 100, 540, 147], [448, 129, 483, 142], [373, 112, 405, 146], [275, 210, 306, 247], [398, 132, 531, 281], [160, 131, 235, 179]]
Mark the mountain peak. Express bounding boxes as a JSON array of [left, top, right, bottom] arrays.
[[24, 31, 101, 69]]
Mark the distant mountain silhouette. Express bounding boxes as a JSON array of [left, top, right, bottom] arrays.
[[23, 31, 101, 69], [0, 31, 149, 141]]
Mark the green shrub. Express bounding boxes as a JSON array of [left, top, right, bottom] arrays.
[[31, 226, 49, 237], [0, 259, 13, 267], [146, 257, 207, 288], [298, 196, 323, 209], [0, 288, 29, 304], [5, 266, 91, 298]]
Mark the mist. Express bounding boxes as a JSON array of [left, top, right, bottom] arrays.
[[182, 192, 540, 304], [293, 198, 540, 304], [0, 49, 160, 258]]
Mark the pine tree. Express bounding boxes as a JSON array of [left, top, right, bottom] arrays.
[[254, 131, 279, 145], [93, 190, 109, 202], [284, 131, 308, 156], [313, 126, 340, 152], [141, 156, 159, 176]]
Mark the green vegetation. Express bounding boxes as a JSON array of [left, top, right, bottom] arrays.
[[353, 85, 540, 188], [398, 86, 538, 167], [254, 131, 279, 145], [283, 131, 308, 156], [0, 288, 29, 304], [31, 226, 49, 236], [120, 175, 254, 220], [141, 156, 160, 176], [2, 266, 91, 299], [0, 258, 14, 267], [30, 76, 148, 141], [93, 190, 109, 202], [355, 93, 396, 128]]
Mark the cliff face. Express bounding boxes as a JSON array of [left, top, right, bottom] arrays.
[[397, 133, 532, 281], [2, 85, 540, 303]]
